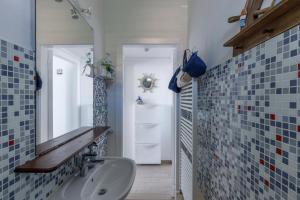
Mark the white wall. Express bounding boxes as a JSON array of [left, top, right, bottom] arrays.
[[104, 0, 188, 156], [123, 56, 174, 160], [188, 0, 246, 68], [0, 0, 35, 49]]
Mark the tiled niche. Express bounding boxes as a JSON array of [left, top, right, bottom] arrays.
[[0, 39, 108, 200], [197, 25, 300, 199]]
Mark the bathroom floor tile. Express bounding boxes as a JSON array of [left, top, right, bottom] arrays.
[[126, 164, 176, 200]]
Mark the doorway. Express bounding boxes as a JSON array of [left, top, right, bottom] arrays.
[[122, 45, 177, 199]]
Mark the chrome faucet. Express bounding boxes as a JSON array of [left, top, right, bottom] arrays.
[[78, 142, 100, 177], [79, 152, 97, 177]]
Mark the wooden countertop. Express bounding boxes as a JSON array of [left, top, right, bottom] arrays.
[[15, 126, 110, 173]]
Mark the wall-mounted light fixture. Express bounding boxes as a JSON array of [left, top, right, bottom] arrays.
[[70, 0, 92, 17]]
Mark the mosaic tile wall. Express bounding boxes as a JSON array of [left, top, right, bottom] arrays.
[[94, 76, 108, 127], [0, 39, 108, 200], [94, 76, 109, 155], [196, 25, 300, 200]]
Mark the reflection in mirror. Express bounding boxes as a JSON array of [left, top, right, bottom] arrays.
[[36, 0, 94, 145]]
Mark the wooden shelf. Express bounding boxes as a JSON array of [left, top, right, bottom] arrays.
[[36, 127, 93, 156], [224, 0, 300, 56], [15, 127, 110, 173]]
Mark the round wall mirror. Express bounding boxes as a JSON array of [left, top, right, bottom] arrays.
[[138, 74, 157, 92]]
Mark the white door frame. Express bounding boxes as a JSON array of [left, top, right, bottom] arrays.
[[122, 44, 177, 196], [111, 37, 184, 196]]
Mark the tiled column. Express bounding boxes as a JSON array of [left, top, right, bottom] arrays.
[[93, 76, 109, 156], [93, 76, 108, 127]]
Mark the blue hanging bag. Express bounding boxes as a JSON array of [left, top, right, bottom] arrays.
[[182, 50, 206, 78], [168, 67, 181, 93]]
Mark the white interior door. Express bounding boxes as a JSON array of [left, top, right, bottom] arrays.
[[52, 55, 79, 138]]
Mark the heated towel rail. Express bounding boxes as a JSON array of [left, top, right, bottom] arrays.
[[178, 80, 197, 200]]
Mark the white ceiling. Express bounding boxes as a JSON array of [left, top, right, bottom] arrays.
[[123, 45, 176, 59]]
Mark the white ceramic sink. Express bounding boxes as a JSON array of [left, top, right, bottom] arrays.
[[52, 157, 136, 200]]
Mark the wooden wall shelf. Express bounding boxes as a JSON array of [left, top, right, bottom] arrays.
[[224, 0, 300, 56], [36, 127, 93, 156], [15, 127, 110, 173]]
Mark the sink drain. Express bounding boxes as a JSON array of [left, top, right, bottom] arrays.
[[98, 189, 107, 196]]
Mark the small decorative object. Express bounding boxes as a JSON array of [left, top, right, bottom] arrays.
[[57, 68, 63, 75], [138, 74, 157, 93], [96, 53, 115, 79], [136, 96, 144, 105], [82, 52, 94, 77], [227, 0, 250, 27], [239, 7, 247, 29]]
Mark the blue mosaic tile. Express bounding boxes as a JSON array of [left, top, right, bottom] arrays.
[[196, 24, 300, 200]]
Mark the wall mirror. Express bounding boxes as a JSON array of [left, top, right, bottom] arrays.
[[36, 0, 94, 149], [138, 74, 157, 92]]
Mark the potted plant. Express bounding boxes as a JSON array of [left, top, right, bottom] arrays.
[[97, 53, 115, 79]]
